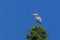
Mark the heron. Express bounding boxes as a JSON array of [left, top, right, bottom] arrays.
[[32, 13, 42, 25]]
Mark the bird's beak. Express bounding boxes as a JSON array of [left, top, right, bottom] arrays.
[[32, 14, 34, 16]]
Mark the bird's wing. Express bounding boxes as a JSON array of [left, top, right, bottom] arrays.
[[36, 17, 42, 22]]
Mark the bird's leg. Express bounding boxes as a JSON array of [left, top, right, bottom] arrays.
[[36, 21, 40, 26]]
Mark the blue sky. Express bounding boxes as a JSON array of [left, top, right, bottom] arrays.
[[0, 0, 60, 40]]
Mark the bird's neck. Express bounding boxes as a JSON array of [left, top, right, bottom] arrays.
[[35, 16, 39, 17]]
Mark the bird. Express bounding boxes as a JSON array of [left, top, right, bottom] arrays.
[[32, 13, 42, 24]]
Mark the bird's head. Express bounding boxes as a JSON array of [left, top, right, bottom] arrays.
[[32, 13, 39, 17]]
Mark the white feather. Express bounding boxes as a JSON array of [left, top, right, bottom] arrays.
[[35, 17, 42, 22], [33, 13, 42, 23]]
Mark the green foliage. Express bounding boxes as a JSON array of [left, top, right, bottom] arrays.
[[26, 26, 49, 40]]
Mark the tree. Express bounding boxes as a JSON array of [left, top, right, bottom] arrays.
[[26, 26, 49, 40]]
